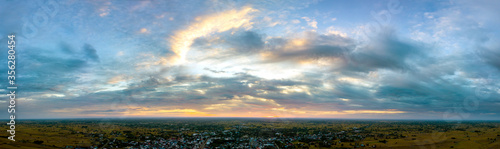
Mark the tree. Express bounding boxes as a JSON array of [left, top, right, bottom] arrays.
[[34, 140, 44, 144]]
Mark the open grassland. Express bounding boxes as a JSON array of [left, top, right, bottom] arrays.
[[0, 119, 498, 148]]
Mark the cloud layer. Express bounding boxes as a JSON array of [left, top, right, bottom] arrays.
[[0, 0, 499, 120]]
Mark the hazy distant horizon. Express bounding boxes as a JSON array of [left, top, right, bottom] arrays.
[[6, 116, 500, 121]]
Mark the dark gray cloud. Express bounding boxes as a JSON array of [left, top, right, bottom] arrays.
[[191, 31, 265, 59], [1, 45, 92, 93], [227, 31, 265, 53], [204, 68, 226, 73], [83, 43, 100, 62], [349, 35, 426, 71], [477, 45, 500, 71], [262, 33, 353, 63]]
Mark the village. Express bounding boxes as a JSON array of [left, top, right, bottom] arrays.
[[89, 125, 369, 148]]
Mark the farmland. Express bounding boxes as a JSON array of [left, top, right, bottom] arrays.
[[0, 118, 499, 148]]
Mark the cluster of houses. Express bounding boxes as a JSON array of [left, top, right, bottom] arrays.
[[83, 126, 372, 149]]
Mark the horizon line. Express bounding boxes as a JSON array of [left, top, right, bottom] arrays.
[[4, 117, 500, 121]]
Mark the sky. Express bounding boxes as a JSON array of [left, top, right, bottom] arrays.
[[0, 0, 499, 120]]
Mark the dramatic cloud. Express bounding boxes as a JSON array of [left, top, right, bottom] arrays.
[[165, 6, 257, 64], [1, 0, 499, 120]]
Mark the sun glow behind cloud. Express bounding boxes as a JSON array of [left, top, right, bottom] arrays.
[[163, 6, 257, 65]]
